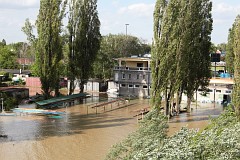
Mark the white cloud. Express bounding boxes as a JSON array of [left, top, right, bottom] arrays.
[[0, 0, 39, 9], [212, 2, 240, 24], [213, 2, 240, 14], [211, 1, 240, 43], [118, 3, 154, 17]]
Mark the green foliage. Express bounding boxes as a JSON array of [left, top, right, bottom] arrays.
[[4, 97, 18, 111], [1, 39, 6, 46], [36, 0, 66, 98], [151, 0, 168, 109], [0, 94, 18, 111], [226, 20, 237, 74], [151, 0, 212, 114], [106, 108, 240, 160], [67, 0, 101, 94], [0, 46, 18, 69], [106, 108, 168, 160], [22, 18, 36, 44], [232, 15, 240, 117]]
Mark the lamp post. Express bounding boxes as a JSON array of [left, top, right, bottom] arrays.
[[125, 24, 129, 36]]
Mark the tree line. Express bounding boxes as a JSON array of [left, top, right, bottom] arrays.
[[151, 0, 212, 115], [19, 0, 151, 98]]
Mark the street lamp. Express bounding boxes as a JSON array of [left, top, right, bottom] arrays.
[[125, 24, 129, 36]]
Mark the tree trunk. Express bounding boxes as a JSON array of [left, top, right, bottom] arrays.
[[69, 80, 75, 95], [164, 88, 168, 116], [187, 96, 191, 113], [176, 90, 180, 115], [79, 81, 84, 93]]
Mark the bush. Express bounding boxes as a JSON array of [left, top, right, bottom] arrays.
[[105, 108, 240, 160], [106, 108, 168, 160]]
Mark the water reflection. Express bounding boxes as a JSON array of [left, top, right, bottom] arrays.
[[0, 96, 224, 160], [0, 95, 148, 160], [168, 103, 224, 136]]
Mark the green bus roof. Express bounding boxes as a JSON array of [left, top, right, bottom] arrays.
[[35, 93, 88, 106]]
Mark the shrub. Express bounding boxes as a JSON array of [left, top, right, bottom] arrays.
[[105, 108, 240, 160]]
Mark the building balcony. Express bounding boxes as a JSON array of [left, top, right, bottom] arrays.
[[114, 66, 151, 71]]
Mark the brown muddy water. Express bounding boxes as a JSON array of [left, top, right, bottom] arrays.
[[0, 97, 223, 160]]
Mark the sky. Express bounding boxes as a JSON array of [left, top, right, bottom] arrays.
[[0, 0, 240, 45]]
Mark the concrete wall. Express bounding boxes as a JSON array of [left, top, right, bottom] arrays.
[[26, 77, 41, 87], [68, 80, 100, 92]]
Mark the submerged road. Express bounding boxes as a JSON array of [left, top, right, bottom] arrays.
[[0, 97, 223, 160]]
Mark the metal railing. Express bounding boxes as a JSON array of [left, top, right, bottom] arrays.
[[114, 66, 151, 71]]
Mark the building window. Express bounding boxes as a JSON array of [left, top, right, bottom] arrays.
[[143, 75, 146, 79], [134, 85, 140, 88], [137, 63, 143, 67], [129, 84, 133, 88], [122, 73, 125, 79], [225, 90, 232, 94], [120, 84, 126, 87], [143, 85, 148, 89], [137, 74, 139, 79], [208, 89, 213, 92], [216, 90, 221, 93], [128, 74, 131, 79]]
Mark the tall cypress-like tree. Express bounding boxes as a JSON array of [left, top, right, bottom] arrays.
[[36, 0, 66, 98], [67, 0, 79, 95], [232, 15, 240, 117], [152, 0, 212, 115], [151, 0, 168, 110], [152, 0, 188, 115], [182, 0, 212, 112], [67, 0, 101, 94], [226, 17, 238, 75]]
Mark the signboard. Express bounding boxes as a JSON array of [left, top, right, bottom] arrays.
[[211, 53, 220, 62]]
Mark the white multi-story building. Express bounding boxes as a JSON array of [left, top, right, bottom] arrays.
[[113, 57, 151, 98]]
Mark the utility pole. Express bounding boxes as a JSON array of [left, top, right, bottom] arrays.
[[125, 24, 129, 36]]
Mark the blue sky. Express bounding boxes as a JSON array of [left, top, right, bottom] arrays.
[[0, 0, 240, 45]]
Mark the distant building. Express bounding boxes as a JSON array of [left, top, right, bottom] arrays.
[[0, 88, 29, 99], [194, 78, 233, 104], [17, 58, 34, 68], [113, 57, 151, 98], [0, 69, 31, 82], [67, 79, 106, 93]]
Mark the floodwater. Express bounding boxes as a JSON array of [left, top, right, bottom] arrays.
[[0, 97, 223, 160], [168, 103, 224, 135]]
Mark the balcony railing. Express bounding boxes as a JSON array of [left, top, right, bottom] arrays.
[[114, 66, 151, 71]]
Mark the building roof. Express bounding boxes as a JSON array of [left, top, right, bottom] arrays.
[[35, 93, 88, 106], [0, 87, 29, 93], [17, 58, 34, 65], [114, 57, 151, 62], [0, 69, 31, 75], [210, 78, 234, 85]]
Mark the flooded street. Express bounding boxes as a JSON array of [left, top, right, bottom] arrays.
[[0, 97, 149, 160], [168, 103, 224, 135], [0, 97, 223, 160]]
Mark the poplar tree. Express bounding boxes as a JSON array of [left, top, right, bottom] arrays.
[[67, 0, 101, 94], [67, 0, 79, 95], [232, 15, 240, 117], [152, 0, 187, 115], [152, 0, 212, 115], [182, 0, 212, 112], [36, 0, 67, 98], [151, 0, 168, 111], [226, 17, 238, 75]]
